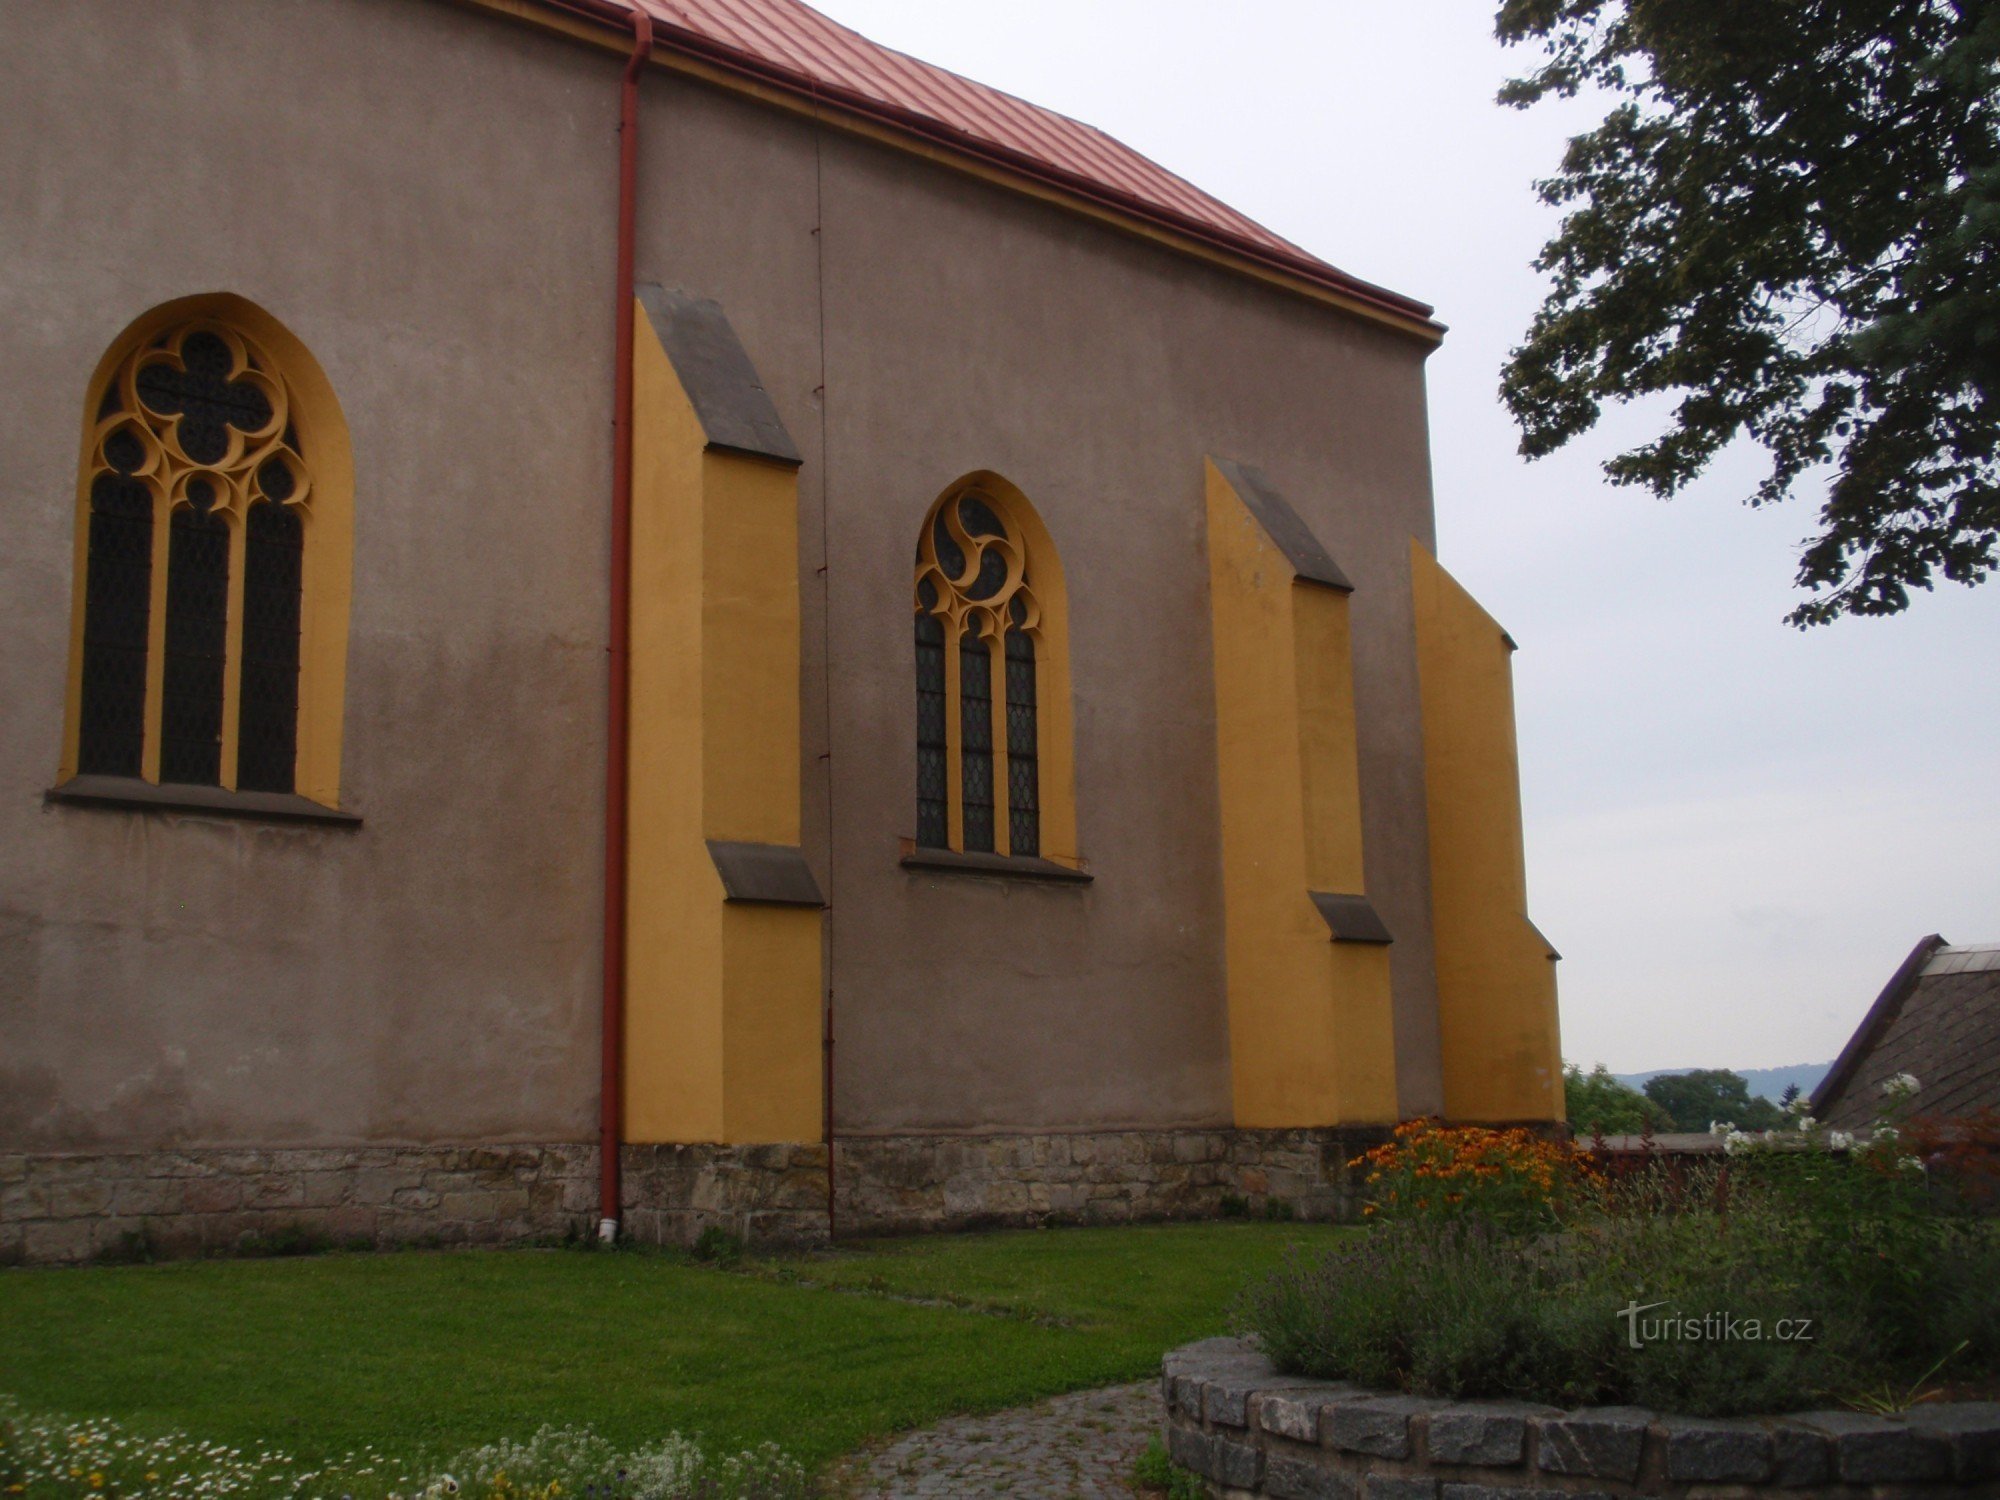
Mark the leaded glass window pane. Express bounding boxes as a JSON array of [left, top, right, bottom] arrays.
[[915, 611, 949, 848], [77, 475, 153, 777], [158, 488, 229, 785], [1005, 629, 1039, 858], [237, 501, 303, 793], [959, 632, 995, 853]]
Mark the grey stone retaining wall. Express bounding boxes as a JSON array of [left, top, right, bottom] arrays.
[[1163, 1337, 2000, 1498], [1, 1126, 1389, 1264]]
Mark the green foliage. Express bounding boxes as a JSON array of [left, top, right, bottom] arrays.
[[0, 1223, 1352, 1479], [1131, 1435, 1206, 1499], [690, 1226, 745, 1267], [1642, 1069, 1784, 1132], [1496, 0, 2000, 624], [1217, 1194, 1250, 1219], [1563, 1063, 1667, 1136]]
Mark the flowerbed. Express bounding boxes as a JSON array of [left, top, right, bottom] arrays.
[[0, 1403, 808, 1500], [1239, 1096, 2000, 1417]]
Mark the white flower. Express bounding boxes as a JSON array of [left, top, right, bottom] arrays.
[[1874, 1124, 1899, 1144], [1882, 1072, 1921, 1098], [1709, 1120, 1734, 1137], [1900, 1156, 1925, 1173], [1786, 1093, 1814, 1115], [1792, 1114, 1817, 1132], [1828, 1130, 1855, 1150]]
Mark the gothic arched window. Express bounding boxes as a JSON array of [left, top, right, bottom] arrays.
[[913, 478, 1071, 862], [65, 297, 354, 807]]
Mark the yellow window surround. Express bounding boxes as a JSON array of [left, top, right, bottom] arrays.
[[61, 294, 354, 809], [911, 474, 1078, 867]]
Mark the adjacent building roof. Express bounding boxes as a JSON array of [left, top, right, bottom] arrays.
[[1812, 936, 2000, 1128], [534, 0, 1437, 332]]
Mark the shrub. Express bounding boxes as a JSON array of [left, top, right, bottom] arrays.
[[1351, 1119, 1598, 1233], [1239, 1160, 2000, 1417]]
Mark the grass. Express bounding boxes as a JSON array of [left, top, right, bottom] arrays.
[[0, 1222, 1347, 1476]]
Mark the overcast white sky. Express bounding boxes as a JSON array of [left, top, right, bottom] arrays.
[[812, 1, 2000, 1074]]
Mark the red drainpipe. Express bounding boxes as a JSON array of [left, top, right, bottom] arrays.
[[599, 0, 653, 1242]]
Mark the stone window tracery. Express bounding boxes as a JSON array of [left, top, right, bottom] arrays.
[[913, 485, 1043, 858], [75, 317, 316, 794]]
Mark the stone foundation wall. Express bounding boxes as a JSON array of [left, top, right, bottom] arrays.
[[832, 1126, 1388, 1237], [2, 1126, 1393, 1264], [1163, 1336, 2000, 1498], [0, 1144, 598, 1265], [619, 1142, 831, 1248]]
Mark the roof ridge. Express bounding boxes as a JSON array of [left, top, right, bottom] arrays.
[[585, 0, 1438, 329]]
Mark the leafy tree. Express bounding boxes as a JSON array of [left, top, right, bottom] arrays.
[[1496, 1, 2000, 625], [1563, 1062, 1668, 1135], [1642, 1068, 1786, 1132]]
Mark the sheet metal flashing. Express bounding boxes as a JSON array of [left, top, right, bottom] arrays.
[[637, 285, 803, 466], [1212, 458, 1354, 592], [706, 840, 825, 905], [1310, 891, 1393, 945]]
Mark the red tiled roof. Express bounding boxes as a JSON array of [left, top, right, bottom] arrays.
[[546, 0, 1436, 327]]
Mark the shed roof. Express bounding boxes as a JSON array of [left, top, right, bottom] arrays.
[[1813, 936, 2000, 1128], [537, 0, 1437, 332]]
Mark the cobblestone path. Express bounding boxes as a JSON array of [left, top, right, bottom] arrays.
[[829, 1379, 1163, 1497]]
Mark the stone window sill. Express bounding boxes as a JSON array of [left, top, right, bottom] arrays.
[[46, 775, 362, 828], [899, 847, 1092, 885]]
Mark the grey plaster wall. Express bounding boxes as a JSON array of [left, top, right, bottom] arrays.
[[0, 0, 618, 1149], [634, 74, 1445, 1132], [2, 0, 1448, 1154]]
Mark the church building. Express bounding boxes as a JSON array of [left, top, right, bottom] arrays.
[[0, 0, 1563, 1263]]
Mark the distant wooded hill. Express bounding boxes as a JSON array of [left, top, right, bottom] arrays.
[[1615, 1063, 1831, 1104]]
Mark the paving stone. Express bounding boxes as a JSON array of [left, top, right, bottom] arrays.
[[1363, 1477, 1437, 1500], [1168, 1421, 1214, 1477], [1535, 1407, 1652, 1481], [1328, 1396, 1440, 1459], [1659, 1415, 1774, 1483], [1902, 1401, 2000, 1481], [1265, 1453, 1357, 1500], [1791, 1409, 1952, 1483], [1260, 1389, 1342, 1444], [1767, 1422, 1832, 1488], [1427, 1405, 1542, 1467], [837, 1380, 1163, 1499], [1212, 1433, 1263, 1488]]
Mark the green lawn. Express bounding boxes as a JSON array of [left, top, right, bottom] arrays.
[[0, 1223, 1345, 1475]]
